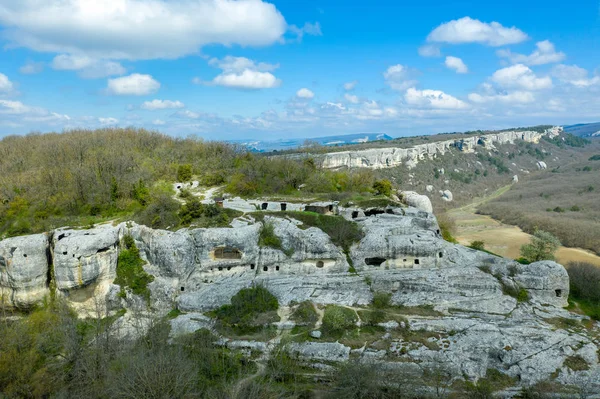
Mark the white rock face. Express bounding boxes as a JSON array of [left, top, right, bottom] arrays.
[[537, 161, 548, 170], [0, 234, 49, 308], [441, 190, 453, 202], [303, 129, 555, 170], [513, 175, 519, 183], [399, 191, 433, 213], [425, 185, 434, 193]]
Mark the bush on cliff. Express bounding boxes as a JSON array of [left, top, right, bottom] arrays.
[[114, 235, 154, 301], [322, 306, 357, 337], [215, 285, 279, 326]]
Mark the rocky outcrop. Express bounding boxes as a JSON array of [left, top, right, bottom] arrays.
[[1, 192, 599, 390], [0, 233, 49, 308], [310, 128, 561, 170], [399, 191, 433, 213]]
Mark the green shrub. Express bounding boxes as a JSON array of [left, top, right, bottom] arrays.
[[177, 164, 193, 181], [215, 285, 279, 326], [322, 306, 357, 336], [469, 241, 486, 251], [258, 222, 284, 251], [290, 301, 318, 326], [372, 292, 392, 309], [589, 155, 600, 161], [372, 179, 393, 197], [114, 235, 154, 301], [520, 230, 561, 262], [567, 262, 600, 320]]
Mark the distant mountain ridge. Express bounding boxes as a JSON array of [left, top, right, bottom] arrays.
[[231, 133, 393, 152], [564, 122, 600, 137]]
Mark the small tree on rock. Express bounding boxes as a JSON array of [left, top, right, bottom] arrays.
[[372, 179, 392, 197], [520, 230, 561, 262]]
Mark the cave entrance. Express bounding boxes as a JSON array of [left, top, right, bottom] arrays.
[[281, 203, 287, 211], [351, 211, 359, 219], [414, 259, 420, 265], [316, 260, 324, 268], [365, 208, 385, 217], [365, 257, 386, 266], [555, 289, 562, 297], [213, 247, 242, 260], [261, 203, 268, 210]]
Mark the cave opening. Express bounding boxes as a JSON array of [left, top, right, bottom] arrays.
[[365, 257, 386, 266]]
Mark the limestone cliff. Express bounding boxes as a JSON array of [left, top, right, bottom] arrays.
[[1, 198, 599, 390], [314, 127, 562, 170]]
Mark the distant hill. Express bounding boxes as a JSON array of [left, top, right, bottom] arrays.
[[564, 122, 600, 137], [232, 133, 393, 152]]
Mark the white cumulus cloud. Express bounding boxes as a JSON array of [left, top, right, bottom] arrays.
[[141, 99, 185, 110], [551, 64, 600, 87], [0, 0, 287, 60], [289, 22, 322, 42], [201, 56, 281, 89], [497, 40, 565, 66], [445, 56, 468, 73], [19, 61, 44, 74], [152, 119, 166, 125], [296, 88, 314, 99], [427, 17, 528, 46], [0, 73, 14, 92], [383, 64, 418, 91], [344, 93, 359, 104], [491, 64, 552, 90], [468, 91, 535, 104], [405, 88, 469, 109], [343, 81, 357, 91], [98, 117, 119, 125], [106, 73, 160, 95], [52, 54, 126, 78], [418, 44, 441, 57]]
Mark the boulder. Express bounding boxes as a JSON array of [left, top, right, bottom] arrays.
[[513, 175, 519, 183], [441, 190, 453, 202], [53, 224, 121, 290], [537, 161, 547, 170], [399, 191, 433, 213], [0, 233, 50, 308]]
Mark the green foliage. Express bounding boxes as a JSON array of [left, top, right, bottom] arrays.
[[131, 179, 150, 206], [520, 230, 561, 262], [437, 213, 458, 244], [114, 234, 154, 301], [589, 154, 600, 161], [176, 164, 193, 181], [214, 285, 279, 326], [567, 262, 600, 320], [372, 292, 392, 309], [544, 133, 590, 148], [290, 301, 318, 326], [477, 153, 510, 174], [372, 179, 393, 197], [258, 221, 284, 251], [469, 240, 486, 251], [322, 306, 357, 337]]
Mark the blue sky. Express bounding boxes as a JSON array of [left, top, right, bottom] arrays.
[[0, 0, 599, 140]]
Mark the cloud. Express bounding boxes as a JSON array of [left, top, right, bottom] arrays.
[[445, 56, 468, 73], [383, 64, 418, 91], [404, 88, 469, 109], [468, 91, 535, 104], [172, 110, 201, 119], [0, 99, 70, 125], [497, 40, 565, 66], [344, 93, 359, 104], [106, 73, 160, 95], [19, 61, 44, 74], [343, 81, 358, 91], [418, 44, 441, 57], [98, 117, 119, 125], [201, 56, 281, 89], [52, 54, 126, 78], [0, 0, 287, 60], [289, 22, 322, 42], [141, 99, 185, 110], [152, 119, 165, 125], [427, 17, 528, 46], [0, 73, 14, 92], [552, 64, 600, 87], [491, 64, 552, 90], [296, 88, 314, 99]]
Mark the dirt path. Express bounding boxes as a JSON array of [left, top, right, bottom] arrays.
[[448, 186, 600, 267]]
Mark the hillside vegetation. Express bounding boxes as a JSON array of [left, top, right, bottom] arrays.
[[478, 150, 600, 255], [0, 128, 380, 237]]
